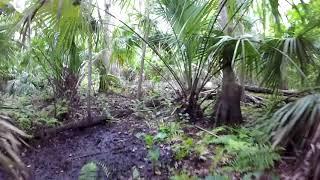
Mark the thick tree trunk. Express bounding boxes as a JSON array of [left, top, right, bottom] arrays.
[[215, 61, 243, 125]]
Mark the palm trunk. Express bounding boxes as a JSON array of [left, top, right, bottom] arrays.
[[87, 38, 92, 121], [214, 51, 243, 125], [184, 91, 203, 121], [137, 0, 150, 99]]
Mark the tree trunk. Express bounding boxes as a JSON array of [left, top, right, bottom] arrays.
[[137, 0, 150, 99], [184, 91, 203, 121], [214, 51, 243, 125], [213, 0, 243, 126], [87, 38, 93, 121], [98, 0, 112, 93]]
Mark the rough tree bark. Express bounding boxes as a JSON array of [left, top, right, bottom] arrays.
[[214, 50, 243, 125]]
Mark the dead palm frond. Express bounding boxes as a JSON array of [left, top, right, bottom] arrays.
[[0, 115, 30, 180]]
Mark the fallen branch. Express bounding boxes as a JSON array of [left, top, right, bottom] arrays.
[[194, 125, 219, 138], [68, 151, 109, 160], [244, 85, 304, 96], [34, 115, 109, 139]]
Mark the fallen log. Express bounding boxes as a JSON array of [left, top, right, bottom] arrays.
[[200, 89, 265, 106], [34, 115, 109, 139], [242, 94, 265, 106], [244, 85, 299, 96]]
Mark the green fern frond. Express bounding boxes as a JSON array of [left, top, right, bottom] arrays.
[[208, 127, 280, 172], [95, 161, 111, 178], [79, 161, 110, 180], [231, 144, 281, 172]]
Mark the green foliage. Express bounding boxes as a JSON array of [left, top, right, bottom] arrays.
[[0, 94, 65, 132], [231, 144, 280, 172], [143, 121, 184, 145], [79, 162, 98, 180], [111, 27, 138, 66], [173, 137, 194, 160], [257, 94, 320, 149], [144, 134, 154, 148], [0, 26, 15, 76], [78, 161, 110, 180], [148, 147, 160, 168], [143, 133, 161, 171], [202, 127, 280, 173], [261, 36, 318, 89], [157, 121, 184, 142]]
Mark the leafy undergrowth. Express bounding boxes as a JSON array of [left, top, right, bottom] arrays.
[[123, 93, 282, 179], [140, 121, 281, 179], [0, 93, 67, 133]]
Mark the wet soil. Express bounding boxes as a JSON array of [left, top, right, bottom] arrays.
[[9, 94, 172, 180]]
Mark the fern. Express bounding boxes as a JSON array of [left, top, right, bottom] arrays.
[[78, 161, 110, 180], [208, 127, 281, 173], [79, 162, 98, 180], [231, 144, 281, 172], [95, 161, 111, 178]]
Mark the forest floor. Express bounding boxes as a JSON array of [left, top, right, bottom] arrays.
[[0, 92, 294, 180], [21, 94, 174, 180]]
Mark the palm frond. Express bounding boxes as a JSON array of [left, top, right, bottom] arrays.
[[0, 27, 15, 76], [0, 115, 30, 179], [257, 94, 320, 149], [260, 36, 318, 89]]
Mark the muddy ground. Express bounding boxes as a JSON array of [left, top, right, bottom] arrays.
[[2, 94, 173, 180]]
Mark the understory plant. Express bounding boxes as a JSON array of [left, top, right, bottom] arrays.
[[257, 94, 320, 179], [0, 115, 30, 179], [0, 94, 65, 132], [144, 134, 161, 173], [78, 161, 110, 180], [200, 127, 280, 173]]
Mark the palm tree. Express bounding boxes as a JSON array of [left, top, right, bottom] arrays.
[[65, 0, 318, 127], [18, 0, 102, 120]]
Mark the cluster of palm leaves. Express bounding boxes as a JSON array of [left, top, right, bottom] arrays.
[[0, 26, 15, 77], [23, 0, 92, 94], [255, 94, 320, 179]]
